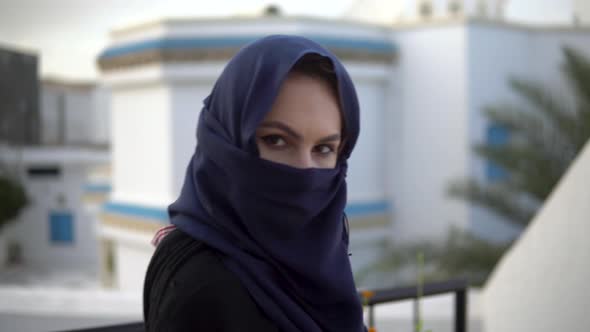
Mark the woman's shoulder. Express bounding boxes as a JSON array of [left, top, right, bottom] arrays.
[[159, 228, 231, 282], [146, 227, 243, 299], [161, 228, 242, 293], [144, 228, 278, 331]]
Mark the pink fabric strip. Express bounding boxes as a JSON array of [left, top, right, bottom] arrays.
[[151, 224, 177, 247]]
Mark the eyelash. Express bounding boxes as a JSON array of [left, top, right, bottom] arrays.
[[261, 135, 287, 147], [259, 135, 336, 155]]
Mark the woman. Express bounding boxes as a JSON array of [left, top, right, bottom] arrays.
[[143, 35, 366, 332]]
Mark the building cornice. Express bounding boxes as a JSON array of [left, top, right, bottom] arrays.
[[109, 15, 393, 38], [98, 35, 397, 72]]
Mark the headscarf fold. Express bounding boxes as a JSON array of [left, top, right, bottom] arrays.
[[169, 35, 364, 332]]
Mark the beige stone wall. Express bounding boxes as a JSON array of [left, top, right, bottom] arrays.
[[483, 140, 590, 331]]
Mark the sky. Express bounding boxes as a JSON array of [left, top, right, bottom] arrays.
[[0, 0, 578, 80]]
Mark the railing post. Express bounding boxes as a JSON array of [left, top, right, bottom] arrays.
[[454, 289, 467, 332], [413, 298, 419, 331], [368, 304, 375, 329]]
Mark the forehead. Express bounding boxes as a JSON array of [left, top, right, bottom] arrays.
[[262, 73, 342, 131]]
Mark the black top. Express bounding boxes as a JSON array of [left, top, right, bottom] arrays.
[[143, 228, 279, 332]]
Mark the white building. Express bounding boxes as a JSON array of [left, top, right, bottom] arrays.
[[389, 19, 590, 244], [96, 10, 590, 290], [0, 78, 110, 275], [346, 0, 590, 25], [97, 16, 394, 291]]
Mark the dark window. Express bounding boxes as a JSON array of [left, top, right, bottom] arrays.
[[0, 47, 39, 145], [27, 166, 61, 178]]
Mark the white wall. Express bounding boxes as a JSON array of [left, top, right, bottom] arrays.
[[483, 140, 590, 332], [107, 63, 230, 205], [529, 28, 590, 89], [101, 225, 155, 292], [574, 0, 590, 24], [40, 86, 61, 145], [64, 90, 94, 144], [465, 22, 532, 242], [4, 161, 100, 272], [391, 24, 470, 242], [345, 67, 392, 278], [385, 62, 404, 223], [169, 80, 218, 197], [110, 82, 174, 207], [92, 85, 111, 145], [115, 242, 153, 292], [347, 77, 388, 203]]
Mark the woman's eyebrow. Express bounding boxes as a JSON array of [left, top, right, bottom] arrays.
[[318, 134, 341, 143], [258, 121, 302, 141], [258, 121, 341, 143]]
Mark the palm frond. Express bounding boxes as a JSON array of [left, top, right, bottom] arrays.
[[447, 179, 536, 227], [562, 46, 590, 110], [473, 143, 564, 200], [562, 47, 590, 147], [449, 47, 590, 228], [509, 78, 580, 147], [484, 106, 578, 165]]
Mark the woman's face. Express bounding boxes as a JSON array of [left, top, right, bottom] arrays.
[[255, 72, 342, 169]]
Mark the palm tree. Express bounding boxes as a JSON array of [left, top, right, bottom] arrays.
[[0, 152, 28, 233], [0, 174, 28, 232], [355, 47, 590, 289], [448, 46, 590, 228], [354, 227, 509, 288]]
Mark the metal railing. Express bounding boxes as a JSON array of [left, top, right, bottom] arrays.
[[60, 322, 144, 332], [60, 279, 468, 332], [360, 279, 468, 332]]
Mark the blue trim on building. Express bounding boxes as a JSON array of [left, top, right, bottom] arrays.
[[83, 183, 112, 193], [487, 123, 510, 145], [486, 163, 508, 182], [102, 200, 390, 222], [486, 123, 510, 181], [345, 201, 390, 217], [99, 35, 396, 60], [103, 202, 169, 221]]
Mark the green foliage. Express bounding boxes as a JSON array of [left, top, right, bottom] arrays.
[[448, 46, 590, 228], [357, 48, 590, 308], [0, 175, 28, 231], [415, 252, 427, 332], [355, 228, 509, 288], [427, 228, 510, 286]]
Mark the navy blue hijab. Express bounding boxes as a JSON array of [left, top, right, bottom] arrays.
[[169, 35, 365, 332]]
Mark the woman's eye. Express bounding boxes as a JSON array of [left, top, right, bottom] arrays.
[[314, 144, 335, 155], [261, 135, 287, 147]]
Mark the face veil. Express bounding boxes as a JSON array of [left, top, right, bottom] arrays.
[[169, 35, 365, 332]]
